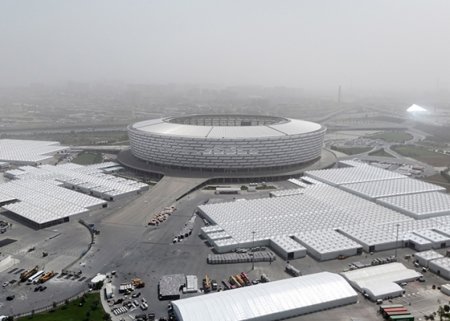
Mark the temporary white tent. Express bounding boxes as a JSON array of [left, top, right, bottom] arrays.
[[173, 272, 357, 321], [341, 263, 421, 300]]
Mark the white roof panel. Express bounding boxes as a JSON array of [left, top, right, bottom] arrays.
[[306, 164, 405, 186], [378, 192, 450, 218], [342, 178, 445, 199], [132, 117, 323, 139], [0, 139, 67, 164]]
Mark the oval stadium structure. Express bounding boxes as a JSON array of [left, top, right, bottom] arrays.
[[127, 115, 326, 172]]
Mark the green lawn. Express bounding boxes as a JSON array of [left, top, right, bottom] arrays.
[[365, 131, 413, 143], [368, 148, 395, 158], [330, 146, 372, 155], [72, 152, 104, 165], [18, 293, 108, 321], [391, 145, 450, 167]]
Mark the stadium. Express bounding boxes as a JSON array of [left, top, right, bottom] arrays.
[[124, 115, 327, 175]]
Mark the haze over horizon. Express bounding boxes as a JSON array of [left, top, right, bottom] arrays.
[[1, 0, 450, 95]]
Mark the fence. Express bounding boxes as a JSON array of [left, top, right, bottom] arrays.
[[12, 289, 97, 319]]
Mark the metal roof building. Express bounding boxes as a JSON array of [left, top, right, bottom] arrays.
[[0, 139, 68, 165], [172, 272, 358, 321]]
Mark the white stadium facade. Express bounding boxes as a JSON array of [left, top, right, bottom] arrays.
[[127, 115, 326, 173]]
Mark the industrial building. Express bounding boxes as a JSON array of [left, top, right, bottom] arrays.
[[172, 272, 358, 321], [127, 115, 326, 172], [199, 161, 450, 260], [341, 263, 421, 300], [0, 139, 68, 165]]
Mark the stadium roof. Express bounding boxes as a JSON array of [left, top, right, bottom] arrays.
[[131, 117, 322, 139], [172, 272, 357, 321], [0, 139, 68, 164]]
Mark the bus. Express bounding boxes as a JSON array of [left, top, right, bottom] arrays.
[[27, 270, 44, 284], [389, 314, 414, 321]]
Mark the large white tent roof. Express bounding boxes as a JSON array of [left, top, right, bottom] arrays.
[[173, 272, 357, 321], [342, 263, 421, 298], [0, 139, 67, 164]]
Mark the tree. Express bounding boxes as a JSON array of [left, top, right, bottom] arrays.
[[93, 280, 104, 291], [103, 312, 112, 321]]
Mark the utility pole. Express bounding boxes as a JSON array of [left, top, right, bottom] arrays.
[[395, 224, 400, 260], [251, 231, 256, 270]]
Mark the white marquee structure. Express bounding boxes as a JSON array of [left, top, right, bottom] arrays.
[[200, 161, 450, 259], [0, 139, 68, 165], [173, 272, 357, 321]]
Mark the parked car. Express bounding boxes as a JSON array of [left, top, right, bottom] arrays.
[[6, 295, 15, 301]]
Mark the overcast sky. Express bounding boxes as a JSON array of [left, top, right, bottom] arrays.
[[1, 0, 449, 92]]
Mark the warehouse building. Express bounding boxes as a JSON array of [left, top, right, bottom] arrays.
[[341, 263, 421, 301], [172, 272, 358, 321]]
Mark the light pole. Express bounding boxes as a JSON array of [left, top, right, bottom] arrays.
[[395, 223, 400, 260], [251, 231, 256, 270]]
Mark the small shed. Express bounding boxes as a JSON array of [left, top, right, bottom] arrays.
[[90, 273, 107, 287]]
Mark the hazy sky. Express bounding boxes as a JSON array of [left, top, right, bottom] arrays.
[[1, 0, 450, 92]]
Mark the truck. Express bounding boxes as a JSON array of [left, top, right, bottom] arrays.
[[229, 276, 241, 288], [285, 264, 301, 277], [20, 266, 39, 282], [221, 280, 232, 290], [240, 272, 251, 286], [234, 274, 246, 287], [132, 278, 145, 288], [260, 273, 270, 283], [38, 271, 56, 283], [202, 275, 211, 292]]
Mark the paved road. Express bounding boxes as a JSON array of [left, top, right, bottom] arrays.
[[103, 176, 207, 227]]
